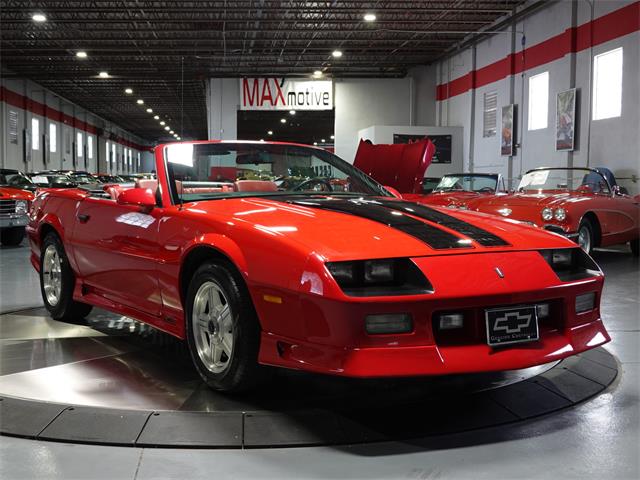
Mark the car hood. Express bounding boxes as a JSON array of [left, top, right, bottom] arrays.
[[468, 192, 573, 208], [0, 186, 34, 201], [183, 195, 574, 261]]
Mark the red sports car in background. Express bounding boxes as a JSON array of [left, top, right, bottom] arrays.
[[467, 167, 640, 255], [404, 173, 508, 208], [0, 169, 34, 246], [27, 141, 609, 392]]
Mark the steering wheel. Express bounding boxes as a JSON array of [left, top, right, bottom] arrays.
[[293, 178, 333, 192]]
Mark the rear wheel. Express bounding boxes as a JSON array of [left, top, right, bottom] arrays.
[[40, 233, 93, 322], [577, 218, 595, 255], [185, 260, 266, 392], [1, 227, 25, 246], [631, 238, 639, 257]]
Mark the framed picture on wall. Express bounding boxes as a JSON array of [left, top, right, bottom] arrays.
[[501, 104, 516, 156], [556, 88, 576, 151]]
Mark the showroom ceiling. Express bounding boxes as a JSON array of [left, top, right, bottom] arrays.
[[0, 1, 527, 142]]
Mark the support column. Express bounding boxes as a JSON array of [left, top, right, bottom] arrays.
[[207, 79, 239, 141]]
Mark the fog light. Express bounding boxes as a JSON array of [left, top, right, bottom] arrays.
[[365, 313, 412, 334], [576, 292, 596, 313], [439, 313, 464, 330], [536, 303, 550, 318]]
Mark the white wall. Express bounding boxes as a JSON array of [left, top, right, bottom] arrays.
[[207, 78, 239, 141], [434, 0, 640, 193]]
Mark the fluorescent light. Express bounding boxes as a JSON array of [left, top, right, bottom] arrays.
[[125, 88, 133, 94], [76, 51, 88, 58], [332, 50, 343, 58], [32, 13, 46, 22], [280, 118, 286, 124], [154, 115, 159, 120], [313, 70, 323, 78], [98, 71, 109, 78], [136, 99, 144, 104], [363, 13, 376, 22], [267, 130, 273, 135], [160, 121, 165, 125], [289, 110, 296, 115]]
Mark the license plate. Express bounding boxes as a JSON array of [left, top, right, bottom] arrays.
[[485, 305, 539, 347]]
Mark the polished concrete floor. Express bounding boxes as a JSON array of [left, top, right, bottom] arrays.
[[0, 243, 638, 479]]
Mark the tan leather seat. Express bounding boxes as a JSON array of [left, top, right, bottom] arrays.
[[136, 178, 158, 194]]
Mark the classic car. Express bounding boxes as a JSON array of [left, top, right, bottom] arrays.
[[466, 167, 640, 255], [0, 169, 34, 246], [420, 177, 442, 195], [406, 173, 508, 208], [27, 141, 610, 392]]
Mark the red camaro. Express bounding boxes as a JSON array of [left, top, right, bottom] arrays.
[[467, 167, 640, 256], [27, 141, 610, 391]]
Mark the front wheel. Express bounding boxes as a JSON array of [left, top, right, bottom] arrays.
[[577, 219, 595, 255], [185, 260, 266, 392], [40, 233, 93, 322], [1, 227, 25, 246]]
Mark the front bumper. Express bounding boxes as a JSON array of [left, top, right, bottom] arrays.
[[544, 224, 578, 239], [0, 214, 28, 229]]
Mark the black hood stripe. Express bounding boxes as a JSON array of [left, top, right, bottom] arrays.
[[376, 199, 510, 247], [279, 196, 470, 250]]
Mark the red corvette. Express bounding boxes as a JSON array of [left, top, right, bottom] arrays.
[[467, 167, 640, 256], [27, 141, 610, 391]]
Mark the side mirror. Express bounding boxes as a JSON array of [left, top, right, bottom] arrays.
[[383, 185, 403, 199], [117, 188, 156, 209]]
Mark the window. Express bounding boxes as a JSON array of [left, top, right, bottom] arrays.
[[32, 118, 40, 150], [483, 91, 498, 137], [593, 47, 623, 120], [49, 123, 57, 153], [88, 136, 93, 159], [137, 152, 141, 170], [112, 144, 117, 167], [106, 141, 110, 164], [77, 132, 83, 157], [8, 111, 18, 144], [527, 71, 549, 130]]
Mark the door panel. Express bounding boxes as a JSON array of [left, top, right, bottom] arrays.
[[71, 197, 163, 315]]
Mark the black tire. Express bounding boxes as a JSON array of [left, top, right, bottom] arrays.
[[40, 232, 93, 322], [631, 238, 639, 257], [1, 227, 25, 246], [577, 218, 595, 255], [185, 260, 266, 392]]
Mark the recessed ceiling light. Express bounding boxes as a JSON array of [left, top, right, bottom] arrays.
[[32, 13, 46, 22], [321, 139, 326, 143], [169, 130, 174, 134], [98, 71, 109, 78], [154, 115, 159, 120], [289, 110, 296, 115], [313, 142, 318, 146], [76, 51, 88, 58], [146, 108, 153, 113], [363, 13, 376, 22], [176, 136, 181, 140], [160, 121, 165, 125], [164, 126, 170, 131], [280, 118, 286, 124], [332, 50, 343, 58], [124, 88, 133, 94], [313, 70, 323, 78], [267, 130, 273, 135], [330, 135, 335, 140], [136, 99, 144, 104]]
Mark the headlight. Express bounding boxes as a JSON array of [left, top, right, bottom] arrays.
[[541, 208, 553, 221], [15, 200, 28, 214], [326, 258, 433, 297], [554, 208, 566, 221], [539, 248, 601, 282]]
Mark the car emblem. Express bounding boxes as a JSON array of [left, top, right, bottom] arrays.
[[497, 208, 512, 217], [493, 312, 532, 334], [495, 267, 504, 278]]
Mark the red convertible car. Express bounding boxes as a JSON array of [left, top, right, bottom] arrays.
[[467, 167, 640, 255], [27, 141, 610, 391], [405, 173, 508, 208]]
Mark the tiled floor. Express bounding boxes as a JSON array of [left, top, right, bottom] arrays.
[[0, 244, 638, 479]]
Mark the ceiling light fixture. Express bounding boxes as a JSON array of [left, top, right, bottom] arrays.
[[154, 115, 159, 120], [330, 135, 335, 140], [125, 88, 133, 94], [169, 130, 174, 134], [313, 70, 323, 78], [136, 99, 144, 104], [98, 71, 109, 78], [32, 13, 46, 22], [289, 110, 296, 115], [160, 121, 165, 125], [332, 50, 343, 58], [267, 130, 273, 135], [321, 139, 326, 143], [164, 126, 170, 131], [146, 108, 153, 113], [313, 142, 318, 146], [280, 118, 286, 124], [76, 51, 87, 58], [363, 13, 377, 22], [176, 136, 181, 140]]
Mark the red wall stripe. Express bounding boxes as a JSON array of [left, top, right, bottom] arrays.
[[436, 1, 640, 101], [0, 86, 151, 151]]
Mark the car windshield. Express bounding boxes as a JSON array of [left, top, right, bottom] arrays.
[[434, 174, 497, 193], [0, 171, 33, 189], [518, 168, 610, 194], [164, 142, 389, 203], [70, 173, 96, 184]]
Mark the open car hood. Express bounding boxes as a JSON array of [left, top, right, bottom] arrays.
[[353, 139, 435, 194]]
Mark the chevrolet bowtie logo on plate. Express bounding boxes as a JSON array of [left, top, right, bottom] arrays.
[[485, 306, 539, 347], [497, 208, 512, 216]]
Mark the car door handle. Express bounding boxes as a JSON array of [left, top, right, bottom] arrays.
[[77, 213, 90, 223]]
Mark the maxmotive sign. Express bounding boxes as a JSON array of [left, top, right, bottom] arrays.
[[240, 78, 333, 111]]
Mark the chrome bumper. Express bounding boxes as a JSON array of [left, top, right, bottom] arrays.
[[0, 214, 28, 229]]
